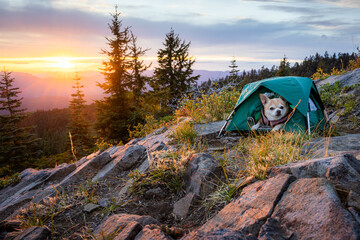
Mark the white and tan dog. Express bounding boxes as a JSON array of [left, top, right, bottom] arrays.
[[251, 93, 290, 132]]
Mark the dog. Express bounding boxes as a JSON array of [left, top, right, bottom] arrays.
[[251, 93, 290, 132]]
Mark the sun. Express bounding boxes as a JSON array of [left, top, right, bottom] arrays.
[[50, 57, 75, 69]]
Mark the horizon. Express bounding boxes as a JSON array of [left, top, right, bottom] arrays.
[[0, 0, 359, 74]]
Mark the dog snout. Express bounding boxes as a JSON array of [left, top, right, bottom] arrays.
[[276, 110, 281, 116]]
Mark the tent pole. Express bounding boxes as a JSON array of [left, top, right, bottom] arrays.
[[218, 109, 235, 138], [307, 112, 311, 136]]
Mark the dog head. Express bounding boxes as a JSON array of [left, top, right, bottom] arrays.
[[260, 94, 289, 121]]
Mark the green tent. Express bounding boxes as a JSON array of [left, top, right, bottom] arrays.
[[219, 76, 326, 135]]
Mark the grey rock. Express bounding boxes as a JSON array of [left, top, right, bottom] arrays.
[[57, 152, 111, 188], [83, 203, 100, 213], [135, 225, 173, 240], [195, 120, 226, 139], [269, 154, 360, 194], [13, 226, 51, 240], [173, 153, 221, 218], [183, 153, 221, 196], [348, 191, 360, 210], [92, 144, 146, 181], [183, 174, 294, 239], [44, 163, 76, 183], [302, 134, 360, 158], [349, 207, 360, 224], [173, 193, 195, 219], [144, 187, 165, 200], [263, 178, 360, 240], [316, 67, 360, 89], [97, 198, 110, 208]]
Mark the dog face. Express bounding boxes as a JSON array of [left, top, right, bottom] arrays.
[[260, 94, 289, 121]]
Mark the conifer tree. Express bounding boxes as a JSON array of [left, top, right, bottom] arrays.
[[0, 70, 40, 173], [95, 6, 132, 142], [129, 32, 151, 105], [229, 57, 240, 83], [68, 71, 93, 158], [276, 55, 291, 76], [152, 28, 199, 109]]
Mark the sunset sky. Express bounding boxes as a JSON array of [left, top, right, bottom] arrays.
[[0, 0, 359, 73]]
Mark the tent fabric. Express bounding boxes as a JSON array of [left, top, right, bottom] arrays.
[[225, 76, 326, 133]]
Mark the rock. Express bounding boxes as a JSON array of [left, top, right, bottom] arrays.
[[302, 134, 360, 158], [13, 226, 51, 240], [144, 187, 165, 200], [348, 191, 360, 210], [269, 154, 360, 195], [44, 163, 76, 183], [92, 144, 146, 181], [328, 108, 345, 124], [135, 225, 173, 240], [173, 153, 221, 218], [349, 207, 360, 224], [195, 120, 226, 139], [173, 193, 195, 219], [95, 214, 159, 240], [183, 174, 294, 239], [260, 178, 360, 239], [206, 136, 240, 151], [183, 153, 221, 196], [98, 198, 110, 208], [258, 218, 294, 240], [83, 203, 100, 213], [316, 67, 360, 89]]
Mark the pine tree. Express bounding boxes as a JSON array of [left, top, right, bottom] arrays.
[[0, 70, 40, 173], [152, 28, 199, 109], [68, 72, 93, 159], [229, 57, 240, 83], [276, 55, 291, 76], [129, 32, 151, 105], [95, 6, 133, 142]]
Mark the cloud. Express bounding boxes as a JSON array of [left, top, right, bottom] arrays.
[[0, 4, 108, 35]]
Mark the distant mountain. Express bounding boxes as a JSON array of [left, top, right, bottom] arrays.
[[10, 70, 229, 112]]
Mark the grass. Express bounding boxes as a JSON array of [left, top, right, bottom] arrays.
[[175, 87, 240, 123], [128, 146, 194, 195], [169, 120, 198, 145], [0, 172, 20, 190]]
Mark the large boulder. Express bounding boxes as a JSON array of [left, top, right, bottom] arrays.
[[316, 67, 360, 89], [269, 154, 360, 194], [302, 134, 360, 159], [259, 178, 360, 239], [183, 174, 294, 239]]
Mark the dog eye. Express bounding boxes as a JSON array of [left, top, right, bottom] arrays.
[[280, 106, 284, 109], [270, 107, 275, 110]]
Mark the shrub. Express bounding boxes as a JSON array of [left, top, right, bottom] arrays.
[[128, 115, 173, 139], [169, 120, 198, 145], [175, 88, 240, 123], [320, 81, 359, 115], [0, 172, 20, 190]]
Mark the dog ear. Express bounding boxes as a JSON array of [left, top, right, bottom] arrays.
[[260, 94, 269, 105], [280, 96, 287, 103]]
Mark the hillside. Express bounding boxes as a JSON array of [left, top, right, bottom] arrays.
[[1, 69, 360, 239], [11, 70, 229, 111]]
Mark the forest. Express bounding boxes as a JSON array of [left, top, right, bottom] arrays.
[[0, 6, 358, 179]]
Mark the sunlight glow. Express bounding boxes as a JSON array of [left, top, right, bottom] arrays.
[[50, 57, 75, 69]]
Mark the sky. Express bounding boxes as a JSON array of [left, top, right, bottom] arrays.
[[0, 0, 359, 73]]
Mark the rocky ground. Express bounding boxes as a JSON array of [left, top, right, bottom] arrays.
[[1, 69, 360, 239]]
